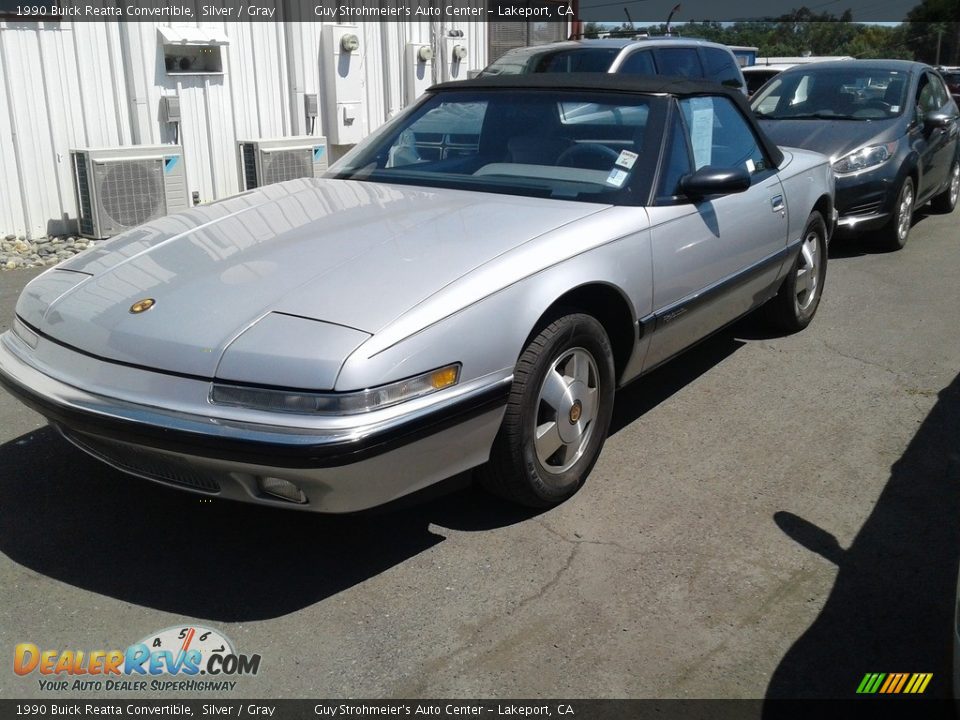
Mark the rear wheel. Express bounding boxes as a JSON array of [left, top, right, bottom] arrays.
[[878, 177, 914, 250], [478, 313, 615, 508], [766, 211, 827, 332], [931, 158, 959, 214]]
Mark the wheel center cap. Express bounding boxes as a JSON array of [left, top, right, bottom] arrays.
[[569, 399, 582, 424]]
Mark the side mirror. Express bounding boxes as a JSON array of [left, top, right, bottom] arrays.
[[680, 166, 752, 198], [924, 111, 953, 131]]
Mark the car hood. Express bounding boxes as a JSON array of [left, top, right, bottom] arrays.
[[18, 178, 606, 379], [757, 117, 901, 163]]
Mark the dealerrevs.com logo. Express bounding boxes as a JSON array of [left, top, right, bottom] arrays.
[[13, 626, 261, 692]]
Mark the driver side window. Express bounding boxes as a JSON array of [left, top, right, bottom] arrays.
[[677, 96, 767, 173]]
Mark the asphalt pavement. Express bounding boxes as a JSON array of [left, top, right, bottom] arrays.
[[1, 207, 959, 702]]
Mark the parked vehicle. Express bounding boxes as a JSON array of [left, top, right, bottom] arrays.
[[939, 67, 960, 105], [744, 66, 791, 97], [479, 38, 747, 93], [752, 60, 960, 250], [744, 56, 853, 97], [0, 75, 834, 513]]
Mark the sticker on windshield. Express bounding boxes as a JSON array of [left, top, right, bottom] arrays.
[[890, 105, 900, 113], [606, 168, 629, 187], [746, 158, 755, 173], [615, 150, 638, 170]]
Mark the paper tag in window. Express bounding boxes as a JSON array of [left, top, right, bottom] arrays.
[[688, 97, 714, 169], [606, 168, 629, 187], [890, 105, 900, 113], [745, 158, 755, 173], [615, 150, 638, 169]]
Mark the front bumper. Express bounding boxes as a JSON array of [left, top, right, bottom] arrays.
[[0, 328, 510, 512], [834, 166, 898, 234]]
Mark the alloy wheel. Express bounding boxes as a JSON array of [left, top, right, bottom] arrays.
[[534, 347, 600, 477], [795, 227, 822, 312]]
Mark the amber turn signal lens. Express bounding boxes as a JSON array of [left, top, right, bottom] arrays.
[[429, 366, 460, 389]]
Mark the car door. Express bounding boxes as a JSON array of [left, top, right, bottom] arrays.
[[912, 71, 953, 201], [924, 72, 959, 194], [643, 95, 789, 371]]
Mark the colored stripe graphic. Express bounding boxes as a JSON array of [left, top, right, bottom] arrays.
[[893, 673, 910, 693], [857, 672, 932, 694]]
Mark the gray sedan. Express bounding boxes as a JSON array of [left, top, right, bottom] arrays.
[[0, 75, 835, 512]]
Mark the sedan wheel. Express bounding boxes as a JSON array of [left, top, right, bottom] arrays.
[[766, 211, 827, 332], [879, 177, 914, 250], [931, 159, 959, 214], [479, 313, 615, 508]]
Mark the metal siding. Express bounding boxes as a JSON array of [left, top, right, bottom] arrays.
[[0, 20, 488, 239], [0, 28, 24, 236]]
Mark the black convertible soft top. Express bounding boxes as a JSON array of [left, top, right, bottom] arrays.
[[429, 73, 784, 168]]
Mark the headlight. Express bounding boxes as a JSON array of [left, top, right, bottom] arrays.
[[210, 363, 461, 415], [832, 142, 897, 175]]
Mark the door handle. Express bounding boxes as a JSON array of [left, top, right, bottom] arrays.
[[771, 195, 785, 214]]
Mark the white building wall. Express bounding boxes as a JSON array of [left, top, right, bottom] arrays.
[[0, 16, 488, 238]]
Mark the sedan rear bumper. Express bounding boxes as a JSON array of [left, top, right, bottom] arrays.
[[0, 330, 510, 512]]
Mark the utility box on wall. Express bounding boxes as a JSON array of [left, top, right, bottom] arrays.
[[322, 25, 366, 145], [158, 26, 229, 75], [443, 36, 469, 82], [404, 43, 434, 105]]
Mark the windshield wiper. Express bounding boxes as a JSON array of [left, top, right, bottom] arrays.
[[782, 112, 864, 121]]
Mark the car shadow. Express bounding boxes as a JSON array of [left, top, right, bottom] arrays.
[[763, 370, 960, 704], [0, 325, 754, 622], [611, 328, 746, 435], [0, 426, 541, 621]]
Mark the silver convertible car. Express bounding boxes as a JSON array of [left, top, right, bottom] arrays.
[[0, 75, 835, 512]]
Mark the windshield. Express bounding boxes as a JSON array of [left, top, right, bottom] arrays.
[[751, 68, 909, 120], [328, 89, 655, 206], [482, 48, 619, 76]]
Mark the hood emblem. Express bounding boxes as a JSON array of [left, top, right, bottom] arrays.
[[129, 298, 156, 314]]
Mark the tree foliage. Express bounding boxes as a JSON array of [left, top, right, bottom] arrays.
[[586, 4, 958, 65]]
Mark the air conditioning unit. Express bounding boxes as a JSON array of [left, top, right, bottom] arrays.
[[71, 145, 189, 239], [237, 137, 329, 191]]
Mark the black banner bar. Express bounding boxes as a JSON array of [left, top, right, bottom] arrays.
[[0, 0, 944, 23], [2, 700, 960, 720]]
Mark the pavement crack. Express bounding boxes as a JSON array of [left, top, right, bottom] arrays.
[[536, 518, 641, 555], [821, 339, 901, 378], [391, 539, 582, 696], [513, 541, 582, 614]]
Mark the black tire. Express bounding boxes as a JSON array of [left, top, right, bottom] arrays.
[[478, 313, 615, 508], [877, 176, 915, 250], [930, 157, 959, 214], [766, 211, 828, 333]]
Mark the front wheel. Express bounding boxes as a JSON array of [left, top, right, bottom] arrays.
[[766, 211, 828, 333], [478, 313, 615, 508], [877, 177, 915, 250]]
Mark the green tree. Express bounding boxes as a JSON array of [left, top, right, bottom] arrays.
[[903, 0, 959, 65]]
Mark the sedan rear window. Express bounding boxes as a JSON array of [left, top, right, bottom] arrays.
[[483, 48, 619, 76]]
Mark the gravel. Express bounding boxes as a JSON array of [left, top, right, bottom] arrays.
[[0, 235, 98, 271]]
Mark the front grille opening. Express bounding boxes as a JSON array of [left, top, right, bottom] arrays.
[[63, 431, 221, 494]]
